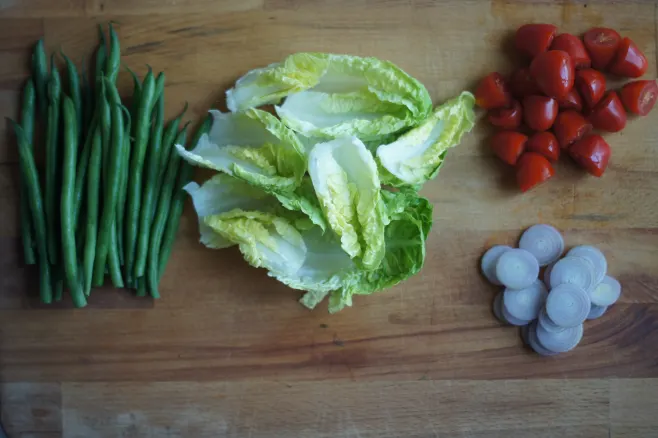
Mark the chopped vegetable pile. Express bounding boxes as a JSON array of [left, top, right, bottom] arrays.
[[11, 25, 202, 307], [178, 53, 476, 312], [482, 224, 621, 356], [476, 24, 656, 192]]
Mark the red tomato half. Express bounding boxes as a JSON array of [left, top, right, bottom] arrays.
[[553, 110, 593, 149], [475, 72, 512, 109], [558, 89, 583, 111], [510, 68, 541, 98], [575, 69, 606, 108], [526, 131, 560, 161], [569, 134, 611, 177], [620, 80, 658, 116], [588, 91, 627, 132], [490, 131, 527, 165], [551, 33, 591, 69], [583, 27, 621, 70], [515, 23, 558, 58], [516, 152, 555, 192], [530, 50, 575, 99], [523, 95, 558, 131], [488, 100, 523, 129], [609, 37, 649, 78]]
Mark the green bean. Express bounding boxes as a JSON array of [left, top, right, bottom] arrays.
[[19, 79, 36, 265], [53, 268, 63, 302], [116, 105, 132, 266], [81, 57, 94, 131], [92, 79, 125, 287], [61, 96, 86, 308], [60, 51, 83, 142], [152, 72, 165, 111], [134, 92, 165, 278], [108, 223, 124, 288], [9, 119, 52, 303], [125, 66, 141, 134], [32, 39, 48, 118], [99, 80, 112, 186], [83, 126, 101, 296], [73, 113, 99, 232], [158, 115, 212, 278], [124, 68, 156, 286], [95, 24, 107, 78], [155, 103, 188, 204], [105, 22, 120, 84], [147, 124, 188, 297], [136, 277, 147, 297], [94, 44, 106, 95], [45, 56, 61, 265]]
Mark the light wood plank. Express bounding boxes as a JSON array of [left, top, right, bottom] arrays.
[[60, 380, 610, 438]]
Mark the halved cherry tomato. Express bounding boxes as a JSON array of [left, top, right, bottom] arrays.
[[530, 50, 575, 99], [583, 27, 621, 70], [475, 72, 512, 109], [551, 33, 591, 69], [515, 24, 558, 58], [553, 110, 593, 149], [526, 131, 560, 161], [588, 91, 627, 132], [575, 69, 606, 108], [558, 89, 583, 111], [609, 37, 648, 78], [516, 152, 555, 192], [488, 100, 523, 129], [523, 95, 558, 131], [509, 68, 541, 98], [569, 134, 611, 177], [620, 80, 658, 116], [490, 131, 527, 165]]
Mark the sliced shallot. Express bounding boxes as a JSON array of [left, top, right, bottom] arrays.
[[538, 307, 564, 333], [567, 245, 607, 283], [587, 304, 608, 320], [503, 280, 548, 321], [481, 245, 512, 285], [518, 224, 564, 266], [536, 322, 583, 353], [589, 275, 621, 306], [528, 321, 558, 356], [495, 248, 540, 290], [545, 283, 592, 327], [549, 256, 597, 292]]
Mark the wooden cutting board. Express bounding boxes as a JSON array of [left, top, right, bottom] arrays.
[[1, 0, 657, 436]]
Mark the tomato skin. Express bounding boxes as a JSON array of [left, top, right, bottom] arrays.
[[551, 33, 591, 69], [526, 131, 560, 161], [588, 91, 627, 132], [553, 110, 593, 149], [475, 72, 512, 109], [523, 95, 558, 131], [609, 37, 648, 78], [620, 80, 658, 116], [558, 89, 583, 111], [516, 152, 555, 192], [515, 24, 558, 58], [490, 131, 528, 165], [530, 50, 575, 99], [488, 100, 523, 129], [575, 69, 606, 108], [583, 27, 621, 70], [509, 68, 541, 98], [569, 134, 611, 177]]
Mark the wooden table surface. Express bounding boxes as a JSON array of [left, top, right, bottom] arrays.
[[1, 0, 658, 437]]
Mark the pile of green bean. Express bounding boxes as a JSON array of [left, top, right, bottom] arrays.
[[9, 24, 210, 307]]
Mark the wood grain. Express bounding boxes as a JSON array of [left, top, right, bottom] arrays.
[[0, 0, 657, 436]]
